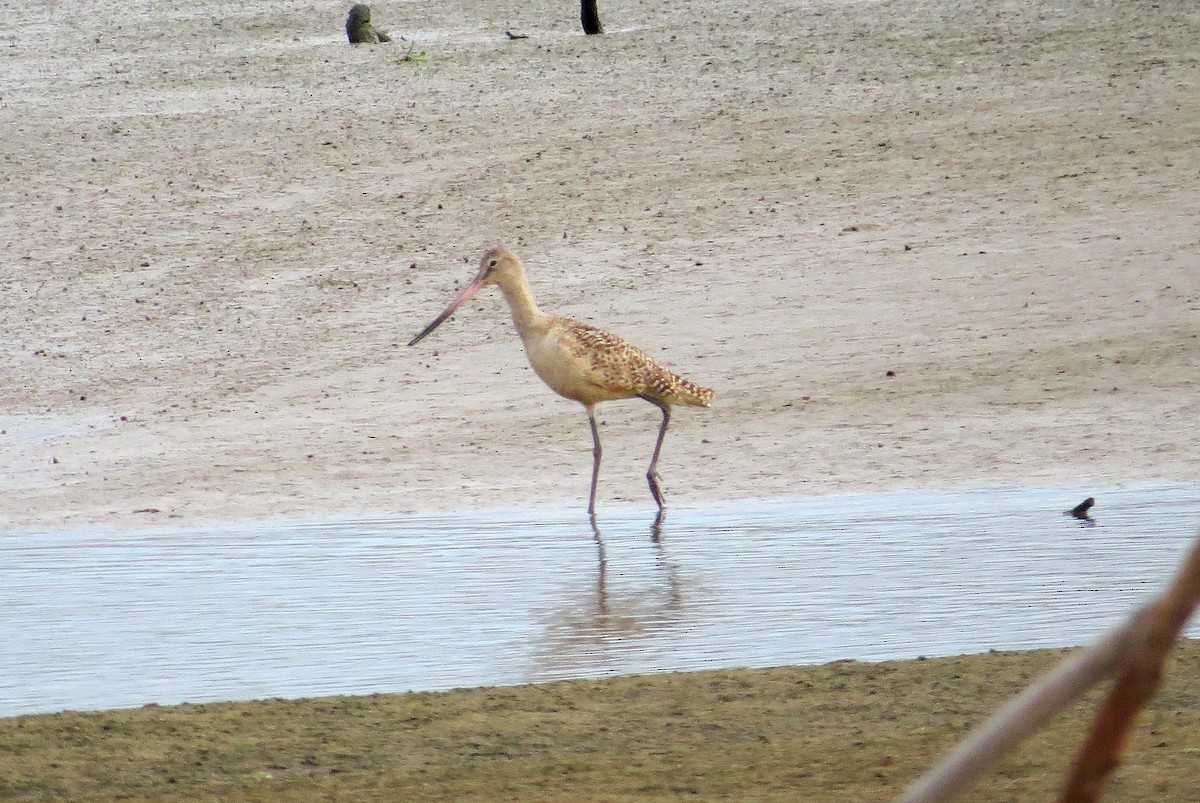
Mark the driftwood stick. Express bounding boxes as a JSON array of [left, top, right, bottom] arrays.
[[897, 529, 1200, 803], [1057, 533, 1200, 802]]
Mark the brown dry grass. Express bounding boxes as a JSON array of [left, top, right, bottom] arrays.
[[3, 643, 1199, 802]]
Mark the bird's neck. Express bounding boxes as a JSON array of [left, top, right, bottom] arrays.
[[497, 266, 544, 335]]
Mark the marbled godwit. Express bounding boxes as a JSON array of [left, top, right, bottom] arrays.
[[408, 246, 713, 514]]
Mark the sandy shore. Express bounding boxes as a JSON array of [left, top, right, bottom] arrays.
[[2, 0, 1197, 532]]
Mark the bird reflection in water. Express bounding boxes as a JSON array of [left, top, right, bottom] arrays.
[[589, 511, 680, 617], [591, 514, 609, 616], [530, 512, 685, 680], [646, 510, 683, 609]]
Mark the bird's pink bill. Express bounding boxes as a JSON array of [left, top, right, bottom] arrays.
[[408, 278, 484, 346]]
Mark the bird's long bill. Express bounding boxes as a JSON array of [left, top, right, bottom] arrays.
[[407, 278, 484, 346]]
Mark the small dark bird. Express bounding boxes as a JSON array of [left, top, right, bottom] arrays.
[[1065, 497, 1096, 524], [505, 30, 529, 40]]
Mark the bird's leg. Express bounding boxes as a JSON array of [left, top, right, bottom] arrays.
[[640, 395, 672, 510], [587, 407, 602, 515]]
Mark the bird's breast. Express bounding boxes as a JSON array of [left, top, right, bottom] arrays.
[[520, 327, 630, 405]]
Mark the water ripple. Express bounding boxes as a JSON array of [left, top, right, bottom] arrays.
[[2, 486, 1198, 716]]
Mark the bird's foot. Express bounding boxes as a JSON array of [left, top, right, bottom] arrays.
[[646, 470, 666, 510]]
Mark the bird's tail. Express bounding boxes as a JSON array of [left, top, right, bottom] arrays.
[[668, 374, 715, 408]]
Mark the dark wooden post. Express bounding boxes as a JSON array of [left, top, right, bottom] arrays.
[[581, 0, 603, 34]]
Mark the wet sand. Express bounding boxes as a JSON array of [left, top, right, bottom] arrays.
[[2, 0, 1198, 532]]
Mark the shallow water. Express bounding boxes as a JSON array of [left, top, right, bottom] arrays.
[[3, 486, 1198, 717]]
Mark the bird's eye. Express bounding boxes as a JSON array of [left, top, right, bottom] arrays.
[[488, 259, 498, 268]]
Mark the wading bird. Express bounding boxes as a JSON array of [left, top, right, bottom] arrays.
[[1065, 496, 1096, 526], [408, 247, 713, 514]]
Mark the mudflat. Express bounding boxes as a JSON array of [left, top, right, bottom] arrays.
[[2, 0, 1197, 531]]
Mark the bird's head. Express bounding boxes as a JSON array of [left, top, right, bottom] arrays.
[[476, 246, 523, 287], [407, 246, 524, 347]]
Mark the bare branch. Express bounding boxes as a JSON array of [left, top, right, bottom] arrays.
[[1058, 533, 1200, 802], [897, 529, 1200, 803]]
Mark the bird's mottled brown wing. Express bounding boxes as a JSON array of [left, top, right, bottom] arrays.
[[558, 318, 713, 407]]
